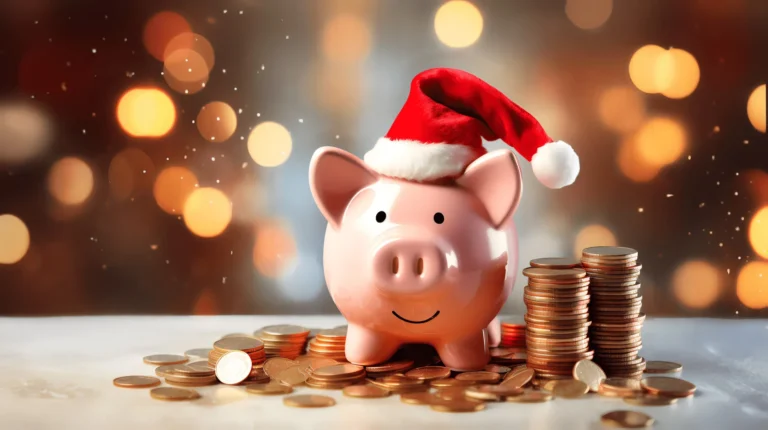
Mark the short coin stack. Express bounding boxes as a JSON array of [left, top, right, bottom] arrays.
[[208, 337, 266, 369], [307, 327, 347, 361], [254, 325, 310, 359], [305, 363, 367, 389], [581, 246, 645, 378], [499, 319, 526, 348], [522, 260, 593, 380]]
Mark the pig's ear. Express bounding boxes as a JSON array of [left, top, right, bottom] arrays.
[[457, 149, 522, 228], [309, 146, 379, 229]]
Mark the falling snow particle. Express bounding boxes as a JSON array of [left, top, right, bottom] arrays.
[[91, 48, 97, 54], [712, 155, 716, 160], [241, 162, 248, 168], [638, 208, 644, 213], [150, 244, 158, 251], [298, 118, 304, 123], [699, 203, 706, 208], [335, 135, 340, 139], [666, 194, 673, 198], [736, 226, 740, 231], [239, 10, 244, 14], [713, 126, 720, 133], [257, 113, 261, 117], [286, 35, 290, 39], [211, 157, 216, 161], [222, 69, 227, 74], [223, 9, 228, 14], [688, 155, 692, 160], [727, 269, 731, 275], [719, 243, 723, 247], [735, 192, 739, 196], [222, 277, 227, 284]]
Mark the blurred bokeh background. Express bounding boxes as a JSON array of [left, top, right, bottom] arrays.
[[0, 0, 766, 317]]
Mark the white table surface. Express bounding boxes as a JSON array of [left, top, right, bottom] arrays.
[[1, 316, 767, 430]]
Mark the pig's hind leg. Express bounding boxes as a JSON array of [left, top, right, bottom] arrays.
[[344, 323, 401, 366], [435, 330, 489, 371], [487, 316, 501, 347]]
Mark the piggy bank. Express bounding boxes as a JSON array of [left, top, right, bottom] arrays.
[[309, 146, 521, 371]]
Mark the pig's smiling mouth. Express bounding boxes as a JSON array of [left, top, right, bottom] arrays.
[[392, 310, 440, 324]]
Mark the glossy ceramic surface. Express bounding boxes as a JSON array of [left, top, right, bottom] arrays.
[[309, 147, 522, 370]]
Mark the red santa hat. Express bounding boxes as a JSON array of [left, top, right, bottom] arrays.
[[363, 68, 579, 189]]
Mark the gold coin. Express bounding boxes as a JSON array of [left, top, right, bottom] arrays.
[[551, 379, 589, 398], [506, 391, 552, 403], [599, 377, 642, 397], [376, 375, 424, 387], [500, 368, 534, 388], [143, 354, 189, 365], [263, 357, 300, 377], [582, 246, 638, 259], [455, 371, 501, 383], [430, 378, 475, 388], [149, 387, 200, 401], [276, 366, 309, 386], [400, 392, 438, 405], [305, 377, 360, 390], [215, 351, 253, 385], [405, 366, 451, 381], [430, 398, 486, 412], [365, 359, 415, 374], [434, 386, 469, 400], [113, 375, 161, 388], [184, 348, 213, 359], [530, 257, 582, 269], [644, 361, 682, 374], [539, 380, 559, 392], [601, 410, 654, 428], [261, 324, 310, 337], [342, 384, 390, 398], [640, 376, 696, 398], [313, 364, 365, 379], [155, 364, 183, 377], [523, 267, 587, 280], [465, 384, 523, 401], [283, 394, 336, 408], [573, 359, 606, 392], [624, 395, 678, 406], [245, 382, 293, 395], [213, 337, 264, 352]]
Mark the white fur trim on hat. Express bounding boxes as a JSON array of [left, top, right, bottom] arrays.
[[531, 140, 580, 189], [363, 138, 477, 181]]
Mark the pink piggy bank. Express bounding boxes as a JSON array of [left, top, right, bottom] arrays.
[[309, 147, 522, 370]]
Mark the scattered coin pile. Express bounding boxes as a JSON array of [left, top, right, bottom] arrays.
[[499, 319, 526, 348], [307, 327, 347, 361], [581, 246, 646, 378], [522, 258, 593, 380], [253, 325, 310, 359], [209, 336, 266, 368]]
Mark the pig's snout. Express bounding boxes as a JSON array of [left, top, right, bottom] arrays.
[[372, 238, 447, 294]]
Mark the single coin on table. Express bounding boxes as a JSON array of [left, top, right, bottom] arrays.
[[113, 375, 161, 388], [245, 382, 293, 395], [342, 385, 390, 398], [215, 351, 253, 385], [435, 386, 469, 400], [150, 387, 201, 401], [184, 348, 213, 359], [500, 368, 534, 388], [405, 366, 451, 381], [573, 359, 606, 392], [430, 378, 475, 388], [640, 376, 696, 398], [623, 395, 678, 406], [643, 360, 683, 374], [263, 357, 300, 377], [143, 354, 189, 365], [400, 392, 439, 405], [465, 384, 523, 401], [283, 394, 336, 408], [430, 398, 486, 413], [276, 366, 309, 386], [601, 410, 655, 428], [506, 391, 553, 403], [551, 379, 589, 399]]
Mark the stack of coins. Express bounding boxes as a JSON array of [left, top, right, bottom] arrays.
[[581, 246, 645, 378], [161, 362, 218, 387], [306, 327, 347, 361], [522, 261, 593, 380], [209, 337, 266, 368], [254, 325, 310, 359], [305, 363, 367, 389], [499, 319, 526, 348]]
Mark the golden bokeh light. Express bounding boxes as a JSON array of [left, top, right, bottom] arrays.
[[164, 33, 215, 71], [196, 101, 237, 142], [736, 261, 768, 310], [660, 48, 700, 99], [253, 220, 297, 279], [143, 11, 192, 61], [617, 137, 660, 183], [154, 166, 199, 214], [47, 157, 94, 206], [629, 45, 672, 94], [573, 224, 617, 257], [565, 0, 613, 30], [598, 86, 646, 134], [748, 206, 768, 259], [672, 260, 721, 309], [434, 1, 484, 48], [0, 214, 30, 264], [108, 148, 155, 201], [635, 117, 686, 167], [163, 49, 209, 95], [747, 84, 766, 133], [116, 88, 176, 137], [322, 14, 371, 62], [0, 101, 51, 164], [183, 187, 232, 238], [312, 62, 362, 114], [247, 122, 292, 167]]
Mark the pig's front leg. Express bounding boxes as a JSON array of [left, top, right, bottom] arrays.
[[344, 323, 401, 366], [487, 317, 501, 347], [435, 331, 490, 371]]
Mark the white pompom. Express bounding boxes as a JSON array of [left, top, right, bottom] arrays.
[[530, 141, 580, 189]]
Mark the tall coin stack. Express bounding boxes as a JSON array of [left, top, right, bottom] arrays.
[[253, 325, 310, 360], [499, 319, 526, 348], [522, 258, 593, 380], [581, 246, 646, 379]]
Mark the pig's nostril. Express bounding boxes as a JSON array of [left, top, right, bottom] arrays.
[[416, 258, 424, 276], [392, 257, 399, 274]]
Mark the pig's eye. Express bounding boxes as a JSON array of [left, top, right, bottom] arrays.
[[433, 212, 445, 224], [375, 211, 387, 223]]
